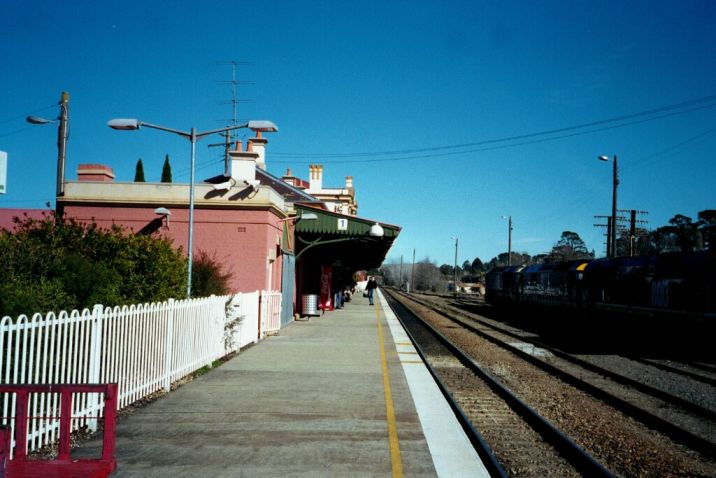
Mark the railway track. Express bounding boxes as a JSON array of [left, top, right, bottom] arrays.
[[383, 292, 611, 477], [385, 289, 716, 477], [450, 294, 716, 387], [404, 291, 716, 456], [629, 357, 716, 388]]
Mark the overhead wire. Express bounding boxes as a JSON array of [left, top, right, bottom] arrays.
[[0, 104, 56, 125], [270, 93, 716, 162], [517, 126, 716, 253], [0, 104, 58, 139]]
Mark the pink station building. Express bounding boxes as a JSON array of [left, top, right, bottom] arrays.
[[2, 128, 400, 320]]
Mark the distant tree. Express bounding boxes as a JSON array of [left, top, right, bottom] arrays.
[[645, 211, 712, 253], [669, 214, 699, 252], [531, 254, 549, 264], [646, 225, 680, 254], [471, 257, 484, 272], [439, 264, 453, 276], [549, 231, 593, 261], [161, 154, 172, 183], [134, 159, 145, 182], [486, 252, 531, 270], [461, 260, 473, 275], [413, 258, 444, 292], [380, 259, 401, 286]]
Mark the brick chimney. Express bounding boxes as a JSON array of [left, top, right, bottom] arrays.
[[228, 140, 259, 182], [309, 164, 323, 191], [77, 164, 115, 182], [247, 131, 268, 170], [282, 168, 295, 186]]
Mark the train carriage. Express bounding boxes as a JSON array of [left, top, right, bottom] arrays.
[[485, 251, 715, 320]]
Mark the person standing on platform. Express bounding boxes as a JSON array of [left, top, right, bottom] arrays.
[[366, 276, 378, 305]]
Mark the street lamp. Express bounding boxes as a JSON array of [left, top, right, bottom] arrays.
[[451, 236, 459, 296], [501, 215, 512, 266], [598, 155, 618, 258], [26, 91, 70, 197], [108, 118, 278, 298]]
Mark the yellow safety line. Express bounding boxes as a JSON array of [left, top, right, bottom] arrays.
[[375, 296, 404, 478]]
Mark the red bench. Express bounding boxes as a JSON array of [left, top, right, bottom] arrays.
[[0, 383, 117, 478]]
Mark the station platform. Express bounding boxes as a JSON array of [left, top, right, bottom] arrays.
[[82, 289, 488, 477]]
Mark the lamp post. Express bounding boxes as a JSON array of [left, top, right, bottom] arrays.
[[501, 215, 512, 266], [451, 236, 459, 296], [598, 155, 618, 258], [108, 118, 278, 298], [26, 91, 70, 197]]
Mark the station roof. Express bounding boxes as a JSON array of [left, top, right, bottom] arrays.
[[293, 204, 400, 270]]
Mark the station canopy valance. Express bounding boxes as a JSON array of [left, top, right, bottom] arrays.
[[292, 204, 400, 270]]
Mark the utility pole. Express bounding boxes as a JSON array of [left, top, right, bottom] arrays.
[[507, 216, 512, 266], [411, 248, 416, 294], [452, 237, 459, 296], [595, 210, 643, 257], [502, 215, 513, 265], [594, 215, 616, 257], [608, 156, 619, 258], [399, 255, 403, 290], [598, 155, 619, 257], [56, 92, 69, 197], [621, 209, 649, 256]]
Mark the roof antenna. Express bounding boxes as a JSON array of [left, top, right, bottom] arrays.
[[210, 60, 254, 176]]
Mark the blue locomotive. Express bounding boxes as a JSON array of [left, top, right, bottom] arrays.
[[485, 252, 716, 320]]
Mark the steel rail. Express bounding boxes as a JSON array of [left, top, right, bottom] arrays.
[[383, 294, 508, 478], [402, 290, 716, 458], [384, 291, 614, 478], [443, 300, 716, 422], [629, 358, 716, 388]]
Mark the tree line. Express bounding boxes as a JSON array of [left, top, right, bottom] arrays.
[[134, 154, 173, 183]]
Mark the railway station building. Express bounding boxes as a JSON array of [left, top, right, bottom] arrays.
[[5, 127, 400, 322]]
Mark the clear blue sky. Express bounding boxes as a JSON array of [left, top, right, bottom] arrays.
[[2, 1, 715, 266]]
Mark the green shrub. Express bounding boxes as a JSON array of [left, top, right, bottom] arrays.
[[0, 214, 187, 317], [191, 250, 233, 297]]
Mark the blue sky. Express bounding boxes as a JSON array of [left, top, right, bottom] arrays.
[[2, 1, 715, 266]]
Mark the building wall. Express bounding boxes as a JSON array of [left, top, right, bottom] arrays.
[[62, 204, 284, 294], [0, 208, 51, 231], [60, 179, 288, 295]]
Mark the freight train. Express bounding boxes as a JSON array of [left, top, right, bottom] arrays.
[[485, 251, 716, 320]]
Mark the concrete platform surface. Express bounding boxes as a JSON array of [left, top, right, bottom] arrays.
[[78, 289, 487, 477]]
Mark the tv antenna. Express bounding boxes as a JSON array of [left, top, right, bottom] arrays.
[[216, 60, 254, 127], [210, 60, 255, 174]]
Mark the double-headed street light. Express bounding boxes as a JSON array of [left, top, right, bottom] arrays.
[[108, 118, 278, 298], [598, 155, 618, 258]]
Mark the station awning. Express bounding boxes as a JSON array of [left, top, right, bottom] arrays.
[[292, 204, 400, 270]]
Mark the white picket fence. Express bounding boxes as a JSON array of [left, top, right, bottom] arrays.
[[0, 290, 284, 454]]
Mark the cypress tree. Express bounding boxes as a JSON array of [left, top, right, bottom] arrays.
[[134, 159, 146, 182], [161, 154, 172, 183]]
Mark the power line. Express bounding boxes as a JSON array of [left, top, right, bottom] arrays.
[[0, 104, 55, 125], [270, 93, 716, 161], [501, 126, 716, 253]]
